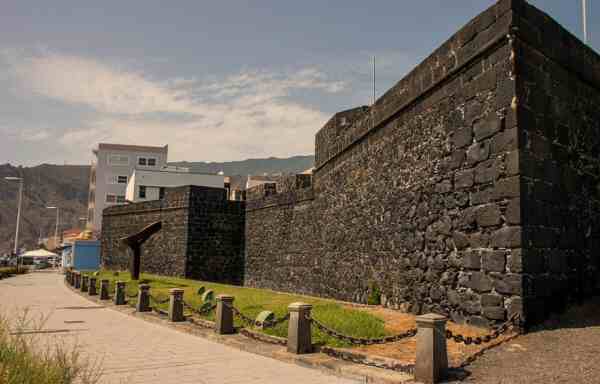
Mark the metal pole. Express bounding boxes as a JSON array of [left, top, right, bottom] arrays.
[[583, 0, 588, 44], [14, 179, 23, 255], [54, 207, 60, 248], [372, 55, 376, 106], [15, 179, 23, 267]]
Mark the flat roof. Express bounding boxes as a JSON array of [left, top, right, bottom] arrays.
[[132, 168, 222, 176], [96, 143, 169, 153]]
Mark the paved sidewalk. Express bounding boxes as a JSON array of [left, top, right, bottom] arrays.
[[0, 272, 357, 384]]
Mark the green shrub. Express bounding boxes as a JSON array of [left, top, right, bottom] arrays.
[[0, 310, 102, 384], [367, 282, 382, 305], [0, 267, 28, 280]]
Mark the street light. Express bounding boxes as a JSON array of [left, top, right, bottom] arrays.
[[5, 177, 23, 262], [46, 206, 60, 250], [583, 0, 589, 45]]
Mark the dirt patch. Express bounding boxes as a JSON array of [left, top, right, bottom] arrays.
[[347, 306, 517, 367], [447, 297, 600, 383]]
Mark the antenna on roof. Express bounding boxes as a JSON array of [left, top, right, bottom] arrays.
[[583, 0, 589, 45], [372, 55, 376, 106]]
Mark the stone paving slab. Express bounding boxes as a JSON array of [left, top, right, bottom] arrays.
[[0, 272, 363, 384]]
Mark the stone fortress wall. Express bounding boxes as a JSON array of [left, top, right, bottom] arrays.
[[245, 0, 600, 329], [99, 0, 600, 330], [515, 2, 600, 324], [101, 186, 245, 284]]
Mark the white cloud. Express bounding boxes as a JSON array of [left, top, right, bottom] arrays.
[[2, 50, 349, 162], [5, 51, 197, 115]]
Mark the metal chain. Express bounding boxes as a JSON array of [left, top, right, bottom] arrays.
[[149, 295, 170, 305], [445, 313, 520, 345], [183, 301, 217, 316], [260, 313, 290, 329], [239, 328, 287, 346], [307, 314, 417, 345], [227, 303, 256, 326], [458, 331, 521, 368], [224, 303, 290, 328], [152, 306, 168, 316]]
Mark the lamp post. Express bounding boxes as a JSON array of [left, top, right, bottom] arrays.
[[46, 206, 60, 250], [583, 0, 589, 45], [5, 177, 23, 268]]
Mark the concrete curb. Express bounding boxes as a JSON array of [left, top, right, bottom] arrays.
[[65, 280, 415, 384]]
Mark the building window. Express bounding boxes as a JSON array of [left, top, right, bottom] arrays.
[[106, 194, 126, 204], [107, 175, 128, 184], [137, 156, 158, 167], [139, 186, 146, 199], [159, 187, 165, 199], [108, 154, 129, 166]]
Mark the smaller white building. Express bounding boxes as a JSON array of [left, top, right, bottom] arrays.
[[126, 167, 226, 202], [246, 175, 278, 190]]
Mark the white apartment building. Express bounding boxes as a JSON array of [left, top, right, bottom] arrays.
[[125, 167, 225, 202], [87, 143, 169, 232], [246, 175, 278, 190]]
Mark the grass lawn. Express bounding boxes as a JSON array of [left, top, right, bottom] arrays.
[[82, 270, 387, 348]]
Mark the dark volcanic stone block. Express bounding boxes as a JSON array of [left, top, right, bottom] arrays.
[[462, 250, 481, 270], [455, 169, 475, 190], [452, 126, 474, 149], [474, 114, 502, 141], [482, 250, 507, 272], [491, 226, 522, 248], [476, 204, 502, 227]]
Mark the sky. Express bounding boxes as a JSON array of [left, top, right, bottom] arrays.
[[0, 1, 598, 166]]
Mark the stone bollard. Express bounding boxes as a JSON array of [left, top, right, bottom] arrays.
[[66, 270, 71, 284], [136, 284, 151, 312], [99, 280, 110, 300], [287, 302, 313, 354], [114, 281, 126, 305], [415, 313, 448, 384], [168, 288, 185, 322], [88, 277, 97, 296], [74, 272, 81, 289], [215, 294, 235, 334], [81, 275, 89, 292]]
